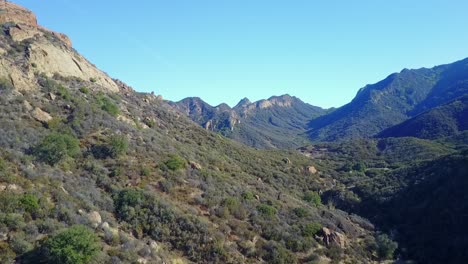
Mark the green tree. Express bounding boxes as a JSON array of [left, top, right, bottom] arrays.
[[34, 133, 80, 165], [42, 225, 100, 264]]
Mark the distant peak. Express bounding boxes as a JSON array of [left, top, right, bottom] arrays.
[[234, 97, 252, 109]]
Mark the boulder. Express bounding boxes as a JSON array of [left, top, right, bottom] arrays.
[[190, 161, 202, 170], [87, 211, 102, 228], [319, 227, 347, 248], [306, 166, 318, 175], [32, 107, 52, 123]]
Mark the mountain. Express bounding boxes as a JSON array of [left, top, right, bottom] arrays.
[[300, 135, 468, 263], [171, 95, 327, 149], [378, 95, 468, 139], [307, 58, 468, 141], [0, 3, 381, 263]]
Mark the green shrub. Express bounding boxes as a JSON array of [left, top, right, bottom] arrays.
[[293, 207, 308, 218], [257, 204, 277, 217], [98, 96, 119, 116], [164, 155, 186, 171], [376, 234, 398, 260], [89, 77, 97, 83], [0, 78, 14, 90], [34, 133, 80, 165], [140, 166, 151, 176], [242, 191, 255, 200], [109, 135, 128, 158], [42, 225, 100, 264], [302, 222, 322, 237], [79, 87, 89, 94], [303, 191, 322, 207], [19, 194, 40, 214]]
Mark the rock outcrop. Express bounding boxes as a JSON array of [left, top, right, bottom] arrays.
[[0, 1, 119, 93]]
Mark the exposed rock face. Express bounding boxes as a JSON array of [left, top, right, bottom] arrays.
[[320, 227, 347, 248], [0, 1, 119, 93], [0, 2, 38, 27]]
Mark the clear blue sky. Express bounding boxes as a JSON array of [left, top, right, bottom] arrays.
[[15, 0, 468, 108]]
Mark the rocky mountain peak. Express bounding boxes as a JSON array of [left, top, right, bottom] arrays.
[[234, 97, 252, 109]]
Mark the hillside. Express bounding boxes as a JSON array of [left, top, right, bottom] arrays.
[[0, 3, 380, 263], [378, 95, 468, 139], [307, 58, 468, 141], [171, 95, 326, 149], [300, 135, 468, 263]]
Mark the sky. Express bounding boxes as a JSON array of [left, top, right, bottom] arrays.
[[14, 0, 468, 108]]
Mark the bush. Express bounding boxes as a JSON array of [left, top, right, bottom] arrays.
[[302, 222, 322, 237], [108, 135, 128, 158], [34, 133, 80, 165], [42, 225, 100, 264], [257, 204, 277, 217], [293, 207, 308, 218], [19, 194, 40, 214], [0, 78, 14, 90], [303, 191, 322, 207], [79, 87, 89, 94], [98, 96, 119, 116], [376, 234, 398, 260], [164, 155, 186, 171]]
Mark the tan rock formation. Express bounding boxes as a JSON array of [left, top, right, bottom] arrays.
[[0, 1, 120, 93]]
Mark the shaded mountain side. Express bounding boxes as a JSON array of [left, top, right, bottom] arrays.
[[299, 136, 468, 263], [171, 95, 327, 149], [307, 58, 468, 142], [378, 95, 468, 139], [0, 3, 380, 263]]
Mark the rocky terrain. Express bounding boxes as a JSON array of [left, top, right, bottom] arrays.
[[0, 2, 467, 264]]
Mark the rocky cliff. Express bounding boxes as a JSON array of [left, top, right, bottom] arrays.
[[0, 1, 118, 92]]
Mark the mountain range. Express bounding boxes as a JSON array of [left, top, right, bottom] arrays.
[[172, 58, 468, 147], [0, 2, 467, 264]]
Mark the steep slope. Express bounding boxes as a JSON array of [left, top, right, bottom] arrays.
[[299, 136, 468, 263], [0, 3, 379, 264], [378, 95, 468, 139], [171, 95, 326, 149], [308, 58, 468, 141]]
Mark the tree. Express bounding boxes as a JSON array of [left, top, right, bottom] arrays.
[[42, 225, 100, 264]]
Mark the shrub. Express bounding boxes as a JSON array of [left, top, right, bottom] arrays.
[[98, 96, 119, 116], [164, 155, 186, 171], [293, 207, 308, 218], [19, 194, 40, 214], [34, 133, 80, 165], [89, 77, 97, 83], [108, 135, 128, 158], [0, 78, 14, 90], [257, 204, 277, 217], [42, 225, 100, 264], [79, 87, 89, 94], [302, 222, 322, 237], [242, 191, 255, 200], [376, 234, 398, 260], [303, 191, 322, 207]]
